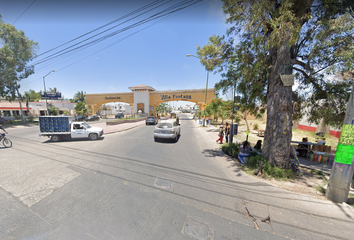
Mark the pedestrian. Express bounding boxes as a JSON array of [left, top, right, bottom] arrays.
[[254, 140, 262, 150], [216, 125, 224, 144], [224, 122, 230, 143], [238, 141, 251, 164]]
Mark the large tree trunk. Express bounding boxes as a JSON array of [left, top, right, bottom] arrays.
[[263, 41, 293, 168]]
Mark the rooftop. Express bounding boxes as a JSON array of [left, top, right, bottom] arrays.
[[128, 85, 156, 91]]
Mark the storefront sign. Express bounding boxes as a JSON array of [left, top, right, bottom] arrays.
[[160, 94, 191, 100], [41, 91, 62, 100], [105, 96, 121, 100]]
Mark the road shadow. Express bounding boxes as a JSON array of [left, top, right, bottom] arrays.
[[206, 129, 219, 132], [202, 148, 225, 157], [42, 137, 105, 143], [154, 135, 181, 144]]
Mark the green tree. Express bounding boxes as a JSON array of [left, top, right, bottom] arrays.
[[74, 101, 87, 115], [205, 98, 223, 123], [200, 0, 354, 168], [156, 103, 170, 114], [219, 101, 231, 124], [24, 89, 41, 102], [48, 103, 60, 116], [48, 87, 58, 93], [74, 91, 85, 103], [0, 16, 38, 122], [100, 104, 109, 111]]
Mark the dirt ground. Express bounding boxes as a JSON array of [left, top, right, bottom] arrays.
[[221, 119, 344, 202], [257, 168, 328, 201]]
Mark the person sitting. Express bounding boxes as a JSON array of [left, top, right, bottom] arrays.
[[297, 137, 309, 157], [254, 140, 262, 150], [238, 141, 252, 164], [317, 138, 326, 145]]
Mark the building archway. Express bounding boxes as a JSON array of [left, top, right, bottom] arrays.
[[85, 85, 215, 116]]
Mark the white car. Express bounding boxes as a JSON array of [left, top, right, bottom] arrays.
[[154, 120, 181, 142]]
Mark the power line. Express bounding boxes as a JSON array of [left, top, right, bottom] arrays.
[[33, 0, 173, 64], [36, 0, 167, 58], [32, 0, 203, 67], [12, 0, 37, 24], [21, 0, 206, 87]]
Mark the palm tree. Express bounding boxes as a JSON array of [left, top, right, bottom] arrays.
[[49, 87, 58, 93], [74, 91, 85, 103]]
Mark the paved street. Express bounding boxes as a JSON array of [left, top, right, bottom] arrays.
[[1, 114, 353, 240]]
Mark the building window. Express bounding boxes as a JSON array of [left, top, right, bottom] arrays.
[[3, 110, 11, 116], [12, 110, 20, 116]]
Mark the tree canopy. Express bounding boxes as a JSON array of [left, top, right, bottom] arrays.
[[74, 91, 86, 103], [197, 0, 354, 167], [0, 16, 38, 99]]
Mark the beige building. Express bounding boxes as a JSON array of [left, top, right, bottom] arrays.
[[86, 85, 215, 116]]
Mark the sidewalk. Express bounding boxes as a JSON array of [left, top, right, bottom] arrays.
[[196, 120, 334, 175]]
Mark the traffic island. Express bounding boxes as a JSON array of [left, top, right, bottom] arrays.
[[106, 118, 145, 125]]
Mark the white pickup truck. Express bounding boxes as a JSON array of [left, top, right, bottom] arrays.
[[39, 116, 103, 142]]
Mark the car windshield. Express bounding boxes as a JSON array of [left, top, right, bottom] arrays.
[[157, 123, 172, 128], [81, 123, 91, 129], [147, 117, 154, 119]]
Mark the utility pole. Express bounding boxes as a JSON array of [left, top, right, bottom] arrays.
[[326, 79, 354, 202], [230, 83, 236, 145]]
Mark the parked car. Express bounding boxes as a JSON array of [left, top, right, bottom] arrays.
[[85, 115, 100, 121], [115, 112, 124, 119], [154, 120, 181, 142], [146, 116, 158, 125], [75, 115, 87, 121]]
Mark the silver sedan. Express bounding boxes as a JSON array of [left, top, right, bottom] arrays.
[[154, 121, 181, 142]]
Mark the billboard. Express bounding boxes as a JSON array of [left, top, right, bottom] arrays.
[[41, 91, 62, 100]]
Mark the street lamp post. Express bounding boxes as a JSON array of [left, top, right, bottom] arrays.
[[187, 54, 209, 127], [43, 70, 55, 115]]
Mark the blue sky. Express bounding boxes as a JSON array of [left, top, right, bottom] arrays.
[[1, 0, 232, 106]]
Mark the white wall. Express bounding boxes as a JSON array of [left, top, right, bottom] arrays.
[[133, 91, 150, 113]]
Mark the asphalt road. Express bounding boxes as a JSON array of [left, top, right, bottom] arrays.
[[1, 114, 353, 240]]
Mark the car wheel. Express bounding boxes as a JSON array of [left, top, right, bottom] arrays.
[[51, 135, 61, 142], [89, 133, 99, 140], [154, 137, 157, 142]]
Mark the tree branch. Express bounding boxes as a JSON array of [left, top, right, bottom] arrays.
[[293, 66, 310, 79], [291, 59, 311, 71]]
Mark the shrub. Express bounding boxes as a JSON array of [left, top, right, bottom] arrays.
[[27, 114, 35, 122], [245, 155, 296, 180], [253, 123, 259, 130], [246, 155, 266, 168], [222, 143, 239, 157]]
